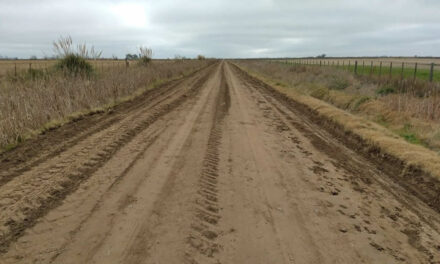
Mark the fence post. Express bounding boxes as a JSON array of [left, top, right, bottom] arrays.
[[370, 61, 373, 76], [362, 61, 365, 75], [14, 63, 17, 77], [354, 61, 358, 75], [413, 63, 418, 82], [429, 63, 434, 82], [320, 60, 322, 67], [401, 62, 404, 80], [379, 61, 382, 78], [29, 63, 32, 71], [389, 62, 393, 79]]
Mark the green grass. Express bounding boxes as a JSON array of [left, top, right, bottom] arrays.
[[398, 123, 425, 146]]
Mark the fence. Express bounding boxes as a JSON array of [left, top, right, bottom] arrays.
[[275, 59, 439, 83], [0, 59, 151, 80]]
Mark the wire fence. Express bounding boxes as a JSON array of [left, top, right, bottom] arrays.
[[274, 59, 439, 83]]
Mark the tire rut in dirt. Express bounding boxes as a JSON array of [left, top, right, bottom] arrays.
[[0, 64, 218, 253], [185, 65, 230, 264]]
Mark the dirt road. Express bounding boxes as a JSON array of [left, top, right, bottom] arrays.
[[0, 61, 439, 264]]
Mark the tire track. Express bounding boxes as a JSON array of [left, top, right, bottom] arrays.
[[185, 64, 230, 264]]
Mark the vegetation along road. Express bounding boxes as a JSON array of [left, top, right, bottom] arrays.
[[0, 61, 439, 263]]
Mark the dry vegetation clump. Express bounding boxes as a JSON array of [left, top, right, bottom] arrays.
[[236, 60, 440, 152], [0, 59, 212, 150]]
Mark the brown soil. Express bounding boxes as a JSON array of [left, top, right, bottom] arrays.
[[0, 61, 439, 264]]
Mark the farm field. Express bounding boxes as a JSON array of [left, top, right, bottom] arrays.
[[1, 61, 440, 263]]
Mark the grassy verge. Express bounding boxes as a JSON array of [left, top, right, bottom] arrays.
[[0, 60, 214, 153], [237, 60, 440, 153], [234, 63, 440, 184]]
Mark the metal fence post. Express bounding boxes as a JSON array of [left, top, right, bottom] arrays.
[[429, 63, 434, 82]]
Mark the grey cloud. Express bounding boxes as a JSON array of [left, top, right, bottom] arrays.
[[0, 0, 439, 58]]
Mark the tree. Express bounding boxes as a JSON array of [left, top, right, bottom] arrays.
[[125, 54, 138, 60], [316, 54, 326, 58]]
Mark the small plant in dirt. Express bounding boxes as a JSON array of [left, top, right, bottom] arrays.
[[138, 46, 153, 66], [376, 84, 396, 96], [53, 36, 101, 77], [328, 76, 350, 90]]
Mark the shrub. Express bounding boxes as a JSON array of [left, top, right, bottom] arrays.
[[55, 54, 93, 77], [138, 47, 152, 66], [197, 55, 206, 60], [52, 36, 101, 77], [376, 85, 396, 96]]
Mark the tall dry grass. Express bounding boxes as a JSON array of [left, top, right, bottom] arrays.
[[0, 60, 212, 149], [236, 60, 440, 152]]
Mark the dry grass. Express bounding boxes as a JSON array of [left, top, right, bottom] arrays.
[[0, 60, 212, 150], [236, 60, 440, 153]]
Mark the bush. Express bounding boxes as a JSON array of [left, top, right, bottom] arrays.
[[138, 47, 152, 66], [55, 54, 93, 77], [52, 36, 100, 77]]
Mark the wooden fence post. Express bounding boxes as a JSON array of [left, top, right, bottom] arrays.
[[379, 61, 382, 78], [29, 63, 32, 71], [413, 63, 418, 82], [401, 62, 404, 80], [362, 61, 365, 75], [389, 62, 393, 79], [370, 61, 373, 76], [429, 63, 434, 82], [354, 61, 358, 75], [14, 63, 17, 77]]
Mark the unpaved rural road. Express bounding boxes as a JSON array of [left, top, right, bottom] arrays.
[[1, 61, 440, 264]]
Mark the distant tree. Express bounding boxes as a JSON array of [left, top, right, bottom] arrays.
[[30, 55, 37, 60], [112, 54, 118, 60], [316, 54, 326, 58], [125, 54, 138, 60], [197, 55, 206, 60]]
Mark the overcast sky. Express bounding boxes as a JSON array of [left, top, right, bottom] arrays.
[[0, 0, 439, 58]]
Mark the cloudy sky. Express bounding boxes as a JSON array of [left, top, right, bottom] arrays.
[[0, 0, 439, 58]]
